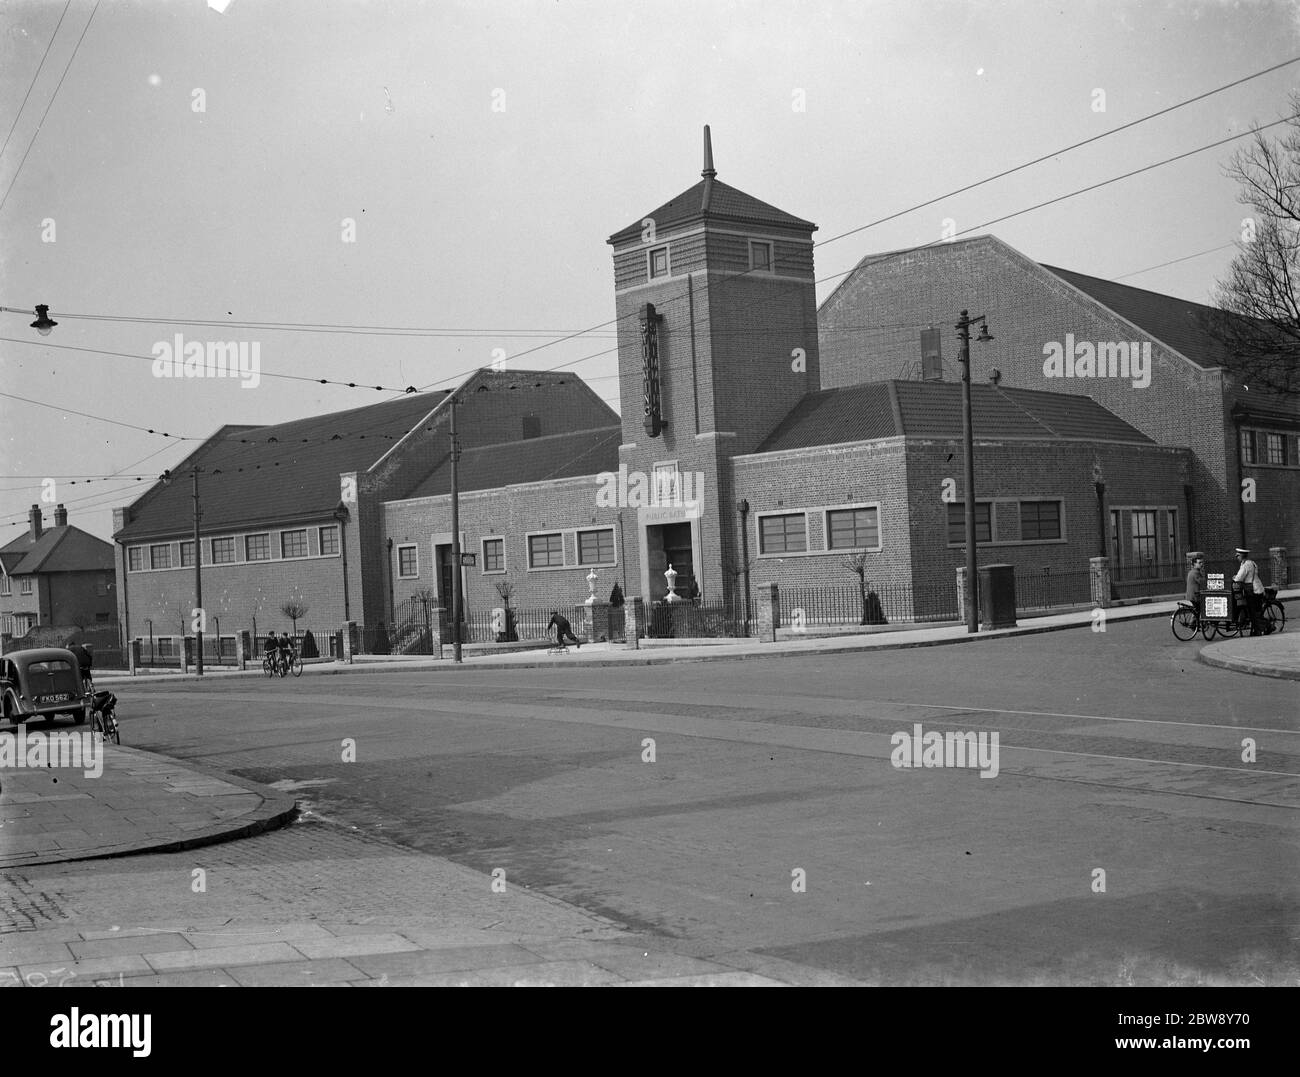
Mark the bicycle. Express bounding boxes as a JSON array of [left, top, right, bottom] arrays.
[[262, 652, 278, 677], [1170, 602, 1205, 641], [284, 648, 303, 677], [89, 689, 120, 745], [1198, 587, 1285, 640]]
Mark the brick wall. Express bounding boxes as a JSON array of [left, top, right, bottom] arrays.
[[817, 236, 1240, 556]]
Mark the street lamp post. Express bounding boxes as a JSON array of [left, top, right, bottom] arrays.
[[449, 391, 463, 664], [956, 309, 994, 634], [0, 303, 57, 335]]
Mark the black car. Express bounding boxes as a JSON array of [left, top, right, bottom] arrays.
[[0, 648, 90, 726]]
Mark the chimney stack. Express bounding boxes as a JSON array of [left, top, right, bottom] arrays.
[[29, 504, 42, 542], [54, 504, 68, 527]]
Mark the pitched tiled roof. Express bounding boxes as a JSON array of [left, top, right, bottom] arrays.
[[1041, 265, 1242, 371], [609, 178, 816, 244], [116, 391, 451, 540], [755, 380, 1152, 452], [0, 525, 114, 575], [406, 427, 621, 500]]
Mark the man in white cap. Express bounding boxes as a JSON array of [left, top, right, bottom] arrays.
[[1232, 547, 1268, 636]]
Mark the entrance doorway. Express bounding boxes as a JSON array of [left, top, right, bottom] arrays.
[[647, 522, 696, 601]]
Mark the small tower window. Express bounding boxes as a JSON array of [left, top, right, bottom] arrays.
[[649, 247, 669, 279], [749, 240, 773, 272]]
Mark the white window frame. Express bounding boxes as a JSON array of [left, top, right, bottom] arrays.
[[945, 498, 1067, 548], [576, 527, 617, 567], [481, 536, 506, 575], [526, 530, 567, 571], [20, 576, 33, 595], [318, 525, 340, 556], [396, 543, 419, 579], [211, 536, 236, 564], [0, 575, 10, 596], [245, 533, 271, 562], [749, 239, 774, 273], [648, 245, 670, 280], [821, 502, 883, 553], [281, 529, 309, 560], [179, 539, 196, 568], [756, 510, 809, 557], [150, 543, 172, 570], [128, 546, 145, 572]]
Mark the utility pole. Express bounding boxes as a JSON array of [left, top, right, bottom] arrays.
[[449, 392, 463, 664], [956, 310, 993, 634], [192, 467, 204, 675]]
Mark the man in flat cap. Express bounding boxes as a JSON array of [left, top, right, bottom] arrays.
[[1232, 547, 1268, 636]]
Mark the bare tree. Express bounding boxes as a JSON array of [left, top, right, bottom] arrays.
[[280, 600, 308, 639], [843, 554, 887, 625], [1202, 93, 1300, 397]]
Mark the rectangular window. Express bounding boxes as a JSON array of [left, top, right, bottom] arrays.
[[179, 540, 195, 567], [1019, 501, 1061, 541], [150, 544, 172, 570], [397, 544, 418, 579], [281, 530, 309, 559], [211, 537, 235, 564], [652, 462, 679, 503], [20, 577, 33, 595], [649, 247, 668, 279], [0, 576, 10, 596], [1110, 509, 1121, 568], [749, 240, 773, 272], [826, 507, 880, 550], [318, 526, 339, 557], [1241, 428, 1256, 465], [1166, 509, 1178, 566], [1265, 432, 1284, 465], [1131, 510, 1157, 575], [157, 638, 174, 658], [947, 503, 991, 546], [528, 532, 565, 568], [245, 534, 270, 562], [128, 547, 145, 572], [759, 513, 807, 554], [578, 528, 615, 565], [482, 538, 504, 573]]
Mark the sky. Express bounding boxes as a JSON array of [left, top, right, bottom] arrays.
[[2, 0, 1298, 544]]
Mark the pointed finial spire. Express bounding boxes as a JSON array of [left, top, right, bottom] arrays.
[[702, 125, 717, 179]]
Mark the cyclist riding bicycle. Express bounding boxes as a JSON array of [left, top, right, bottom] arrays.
[[265, 631, 280, 668], [70, 641, 94, 687], [278, 632, 294, 674]]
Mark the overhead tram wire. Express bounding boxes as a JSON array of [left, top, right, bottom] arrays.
[[814, 53, 1300, 250], [0, 0, 101, 216], [0, 0, 74, 162], [19, 54, 1298, 351]]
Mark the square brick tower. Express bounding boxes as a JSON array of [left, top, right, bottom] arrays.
[[606, 127, 819, 606]]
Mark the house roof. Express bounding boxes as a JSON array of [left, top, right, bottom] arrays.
[[0, 525, 114, 576], [1041, 265, 1244, 373], [115, 390, 451, 541], [405, 426, 622, 500], [755, 380, 1153, 453], [608, 178, 816, 244]]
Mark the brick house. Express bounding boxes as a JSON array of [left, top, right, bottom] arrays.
[[817, 235, 1300, 569], [114, 369, 617, 652], [0, 504, 116, 640], [384, 130, 1226, 624], [116, 130, 1297, 648]]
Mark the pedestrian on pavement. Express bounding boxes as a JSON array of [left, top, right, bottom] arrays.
[[1232, 547, 1268, 636], [548, 610, 581, 648], [1185, 554, 1206, 606]]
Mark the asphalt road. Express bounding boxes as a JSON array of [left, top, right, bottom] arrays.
[[116, 617, 1299, 985]]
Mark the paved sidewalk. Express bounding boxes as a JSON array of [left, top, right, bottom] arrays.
[[3, 591, 1291, 986], [1199, 631, 1300, 680], [0, 744, 296, 868], [93, 588, 1300, 682]]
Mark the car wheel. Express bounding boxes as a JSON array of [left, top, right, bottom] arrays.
[[3, 694, 18, 725]]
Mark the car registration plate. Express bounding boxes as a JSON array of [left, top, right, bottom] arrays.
[[37, 692, 71, 704]]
